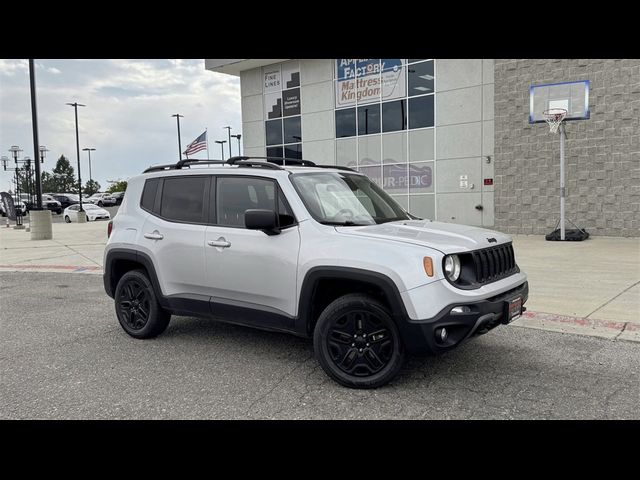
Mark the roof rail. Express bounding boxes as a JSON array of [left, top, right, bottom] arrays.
[[143, 156, 357, 174], [228, 155, 316, 167]]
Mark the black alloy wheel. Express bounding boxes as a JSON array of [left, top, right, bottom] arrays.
[[314, 294, 404, 389], [114, 270, 171, 339]]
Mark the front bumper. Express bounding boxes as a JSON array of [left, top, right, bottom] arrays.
[[397, 281, 528, 355]]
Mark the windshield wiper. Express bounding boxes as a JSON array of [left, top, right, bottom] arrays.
[[320, 221, 372, 226]]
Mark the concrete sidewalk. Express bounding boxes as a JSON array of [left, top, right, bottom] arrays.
[[0, 221, 638, 342]]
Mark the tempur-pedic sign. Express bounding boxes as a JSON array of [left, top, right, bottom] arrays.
[[335, 59, 406, 108]]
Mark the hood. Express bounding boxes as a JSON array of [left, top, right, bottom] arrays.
[[335, 219, 512, 254]]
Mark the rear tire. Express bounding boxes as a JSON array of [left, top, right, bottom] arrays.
[[114, 269, 171, 339], [313, 293, 405, 389]]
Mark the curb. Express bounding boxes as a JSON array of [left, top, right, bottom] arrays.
[[510, 310, 640, 343], [0, 264, 103, 274]]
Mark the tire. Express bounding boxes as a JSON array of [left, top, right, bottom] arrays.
[[56, 209, 62, 215], [313, 293, 405, 389], [64, 215, 71, 223], [98, 201, 103, 207], [114, 269, 171, 339]]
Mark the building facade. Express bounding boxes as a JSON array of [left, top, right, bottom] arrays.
[[206, 59, 640, 237]]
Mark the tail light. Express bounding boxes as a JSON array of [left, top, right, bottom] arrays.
[[107, 220, 113, 238]]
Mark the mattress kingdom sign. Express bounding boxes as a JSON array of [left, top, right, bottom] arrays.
[[335, 59, 406, 108]]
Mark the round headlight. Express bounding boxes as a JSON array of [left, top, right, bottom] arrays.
[[444, 255, 461, 282]]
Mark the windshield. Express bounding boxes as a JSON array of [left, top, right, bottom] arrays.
[[84, 204, 99, 210], [291, 172, 411, 226]]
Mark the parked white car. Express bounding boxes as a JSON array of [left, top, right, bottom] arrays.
[[64, 203, 111, 222], [85, 192, 116, 207]]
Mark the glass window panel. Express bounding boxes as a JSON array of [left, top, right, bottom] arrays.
[[160, 176, 206, 223], [264, 92, 282, 119], [141, 178, 159, 212], [357, 165, 382, 188], [382, 100, 407, 132], [382, 131, 407, 164], [284, 143, 303, 159], [408, 61, 434, 96], [409, 95, 435, 129], [381, 61, 406, 101], [383, 164, 409, 194], [265, 119, 283, 146], [336, 138, 357, 168], [408, 162, 434, 194], [217, 177, 276, 227], [335, 108, 356, 138], [283, 116, 302, 144], [357, 104, 381, 135], [358, 136, 381, 166], [266, 146, 284, 158], [282, 88, 301, 117]]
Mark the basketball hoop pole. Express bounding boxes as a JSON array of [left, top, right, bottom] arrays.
[[560, 122, 566, 240]]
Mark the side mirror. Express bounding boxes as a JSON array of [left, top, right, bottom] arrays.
[[245, 209, 280, 235]]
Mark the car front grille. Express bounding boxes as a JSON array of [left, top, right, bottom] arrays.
[[471, 243, 517, 284]]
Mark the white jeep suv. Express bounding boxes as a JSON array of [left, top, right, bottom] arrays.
[[104, 157, 528, 388]]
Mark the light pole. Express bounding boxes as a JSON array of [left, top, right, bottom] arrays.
[[82, 147, 96, 183], [38, 146, 48, 164], [215, 140, 226, 160], [29, 59, 44, 211], [66, 102, 86, 213], [223, 126, 232, 159], [8, 147, 23, 225], [172, 114, 184, 161], [231, 134, 242, 157]]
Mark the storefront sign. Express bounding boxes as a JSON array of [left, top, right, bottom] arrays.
[[335, 59, 406, 108]]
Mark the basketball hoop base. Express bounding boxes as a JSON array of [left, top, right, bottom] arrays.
[[545, 228, 589, 241], [545, 218, 589, 241]]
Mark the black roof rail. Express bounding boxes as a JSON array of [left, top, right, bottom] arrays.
[[228, 155, 316, 167], [143, 156, 357, 174], [235, 160, 283, 170]]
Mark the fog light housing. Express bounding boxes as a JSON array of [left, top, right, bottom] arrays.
[[435, 327, 448, 342], [450, 306, 472, 315]]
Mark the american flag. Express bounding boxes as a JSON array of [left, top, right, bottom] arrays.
[[183, 130, 207, 156]]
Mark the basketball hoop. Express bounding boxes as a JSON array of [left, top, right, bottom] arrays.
[[543, 108, 567, 134]]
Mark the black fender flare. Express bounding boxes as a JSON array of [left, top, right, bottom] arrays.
[[296, 266, 410, 337], [103, 248, 167, 308]]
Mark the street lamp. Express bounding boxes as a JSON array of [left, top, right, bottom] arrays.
[[82, 147, 96, 183], [172, 114, 184, 161], [223, 126, 232, 159], [66, 102, 86, 213], [231, 134, 242, 157], [215, 140, 226, 160], [38, 146, 48, 164]]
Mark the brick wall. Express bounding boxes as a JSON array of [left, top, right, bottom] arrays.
[[494, 59, 640, 237]]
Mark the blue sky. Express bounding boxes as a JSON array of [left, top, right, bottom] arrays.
[[0, 59, 241, 192]]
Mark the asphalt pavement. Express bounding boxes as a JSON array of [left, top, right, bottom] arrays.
[[1, 271, 638, 419]]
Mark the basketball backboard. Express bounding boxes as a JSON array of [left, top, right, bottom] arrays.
[[529, 80, 590, 123]]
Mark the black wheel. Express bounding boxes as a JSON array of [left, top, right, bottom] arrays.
[[98, 201, 103, 207], [313, 294, 405, 389], [114, 269, 171, 339], [56, 209, 62, 214], [64, 215, 71, 223]]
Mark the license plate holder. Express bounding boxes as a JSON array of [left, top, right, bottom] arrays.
[[504, 297, 522, 323]]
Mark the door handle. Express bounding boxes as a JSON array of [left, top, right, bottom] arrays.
[[207, 239, 231, 248], [144, 231, 164, 240]]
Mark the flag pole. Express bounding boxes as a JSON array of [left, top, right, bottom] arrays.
[[206, 128, 210, 161]]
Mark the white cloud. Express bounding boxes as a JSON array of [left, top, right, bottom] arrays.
[[0, 59, 241, 192]]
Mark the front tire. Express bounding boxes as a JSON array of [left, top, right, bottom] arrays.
[[64, 215, 71, 223], [114, 269, 171, 339], [313, 294, 405, 389], [97, 201, 103, 207]]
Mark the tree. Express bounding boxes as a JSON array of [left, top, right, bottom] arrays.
[[40, 171, 58, 193], [106, 180, 127, 193], [51, 155, 76, 193], [84, 179, 101, 197]]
